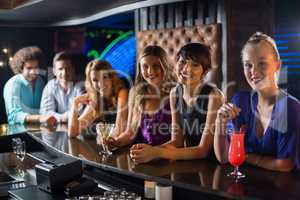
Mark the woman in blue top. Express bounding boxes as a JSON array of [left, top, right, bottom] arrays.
[[214, 32, 300, 172]]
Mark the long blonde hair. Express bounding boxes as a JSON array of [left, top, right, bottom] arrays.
[[130, 45, 175, 133], [85, 59, 123, 118]]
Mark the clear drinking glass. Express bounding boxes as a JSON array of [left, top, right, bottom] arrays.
[[11, 137, 26, 179], [96, 122, 115, 156], [102, 189, 141, 200], [12, 137, 26, 162]]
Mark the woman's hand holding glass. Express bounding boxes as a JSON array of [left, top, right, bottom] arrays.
[[103, 136, 119, 150], [130, 143, 158, 164]]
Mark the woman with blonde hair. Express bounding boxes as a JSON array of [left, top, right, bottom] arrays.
[[106, 45, 175, 148], [214, 32, 300, 172], [68, 60, 128, 138]]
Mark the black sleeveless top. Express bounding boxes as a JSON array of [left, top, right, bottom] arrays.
[[175, 84, 214, 147]]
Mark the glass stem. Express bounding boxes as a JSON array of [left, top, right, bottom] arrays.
[[234, 166, 239, 176]]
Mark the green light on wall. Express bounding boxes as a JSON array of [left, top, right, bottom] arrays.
[[87, 30, 133, 60]]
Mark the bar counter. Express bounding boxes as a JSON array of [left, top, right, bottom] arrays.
[[1, 124, 300, 200]]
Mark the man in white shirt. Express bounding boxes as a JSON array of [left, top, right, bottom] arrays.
[[40, 51, 84, 123]]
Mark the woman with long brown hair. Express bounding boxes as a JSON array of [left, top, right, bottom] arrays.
[[68, 60, 128, 138], [105, 45, 175, 148]]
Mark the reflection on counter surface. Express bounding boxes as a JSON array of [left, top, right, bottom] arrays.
[[1, 124, 297, 200], [0, 152, 40, 197]]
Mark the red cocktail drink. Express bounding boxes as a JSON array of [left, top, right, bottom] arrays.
[[228, 127, 246, 179]]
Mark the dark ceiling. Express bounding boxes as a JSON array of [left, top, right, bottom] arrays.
[[0, 0, 141, 26], [0, 0, 184, 27]]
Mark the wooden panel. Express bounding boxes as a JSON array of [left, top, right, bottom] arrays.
[[148, 6, 157, 30], [166, 4, 175, 28], [206, 0, 217, 24], [134, 9, 140, 32], [195, 0, 204, 25], [184, 1, 194, 26], [140, 7, 148, 31], [135, 0, 221, 30], [157, 5, 165, 29], [175, 2, 183, 27]]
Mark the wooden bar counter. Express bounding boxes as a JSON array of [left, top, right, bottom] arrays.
[[1, 124, 300, 200]]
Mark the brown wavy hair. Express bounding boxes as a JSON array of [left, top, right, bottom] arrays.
[[85, 59, 124, 118], [130, 45, 176, 134], [9, 46, 45, 74]]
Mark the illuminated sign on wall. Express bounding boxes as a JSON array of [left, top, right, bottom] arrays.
[[84, 29, 136, 79]]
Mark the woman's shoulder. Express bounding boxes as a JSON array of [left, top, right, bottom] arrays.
[[266, 91, 300, 131], [116, 88, 129, 105], [283, 91, 300, 112], [118, 87, 129, 96], [276, 90, 300, 107], [206, 86, 224, 107], [205, 84, 223, 97], [285, 92, 300, 106], [274, 91, 300, 132]]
